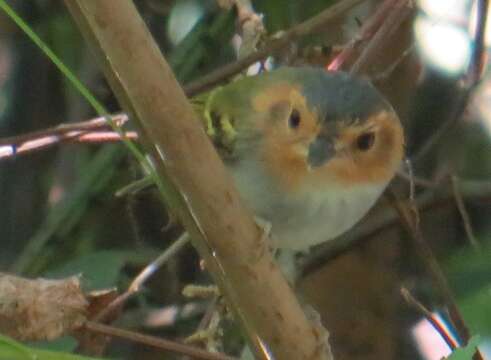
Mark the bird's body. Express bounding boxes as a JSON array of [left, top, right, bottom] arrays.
[[194, 67, 404, 250]]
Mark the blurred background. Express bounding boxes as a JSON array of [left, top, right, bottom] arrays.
[[0, 0, 490, 359]]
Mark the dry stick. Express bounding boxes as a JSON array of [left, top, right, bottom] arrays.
[[413, 0, 489, 162], [83, 321, 236, 360], [327, 0, 399, 71], [184, 0, 364, 96], [0, 114, 129, 160], [387, 189, 484, 360], [400, 287, 459, 351], [451, 175, 481, 249], [350, 0, 414, 75], [64, 1, 331, 359], [0, 113, 127, 146], [372, 44, 415, 82]]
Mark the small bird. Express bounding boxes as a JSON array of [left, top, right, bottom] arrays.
[[197, 67, 404, 251]]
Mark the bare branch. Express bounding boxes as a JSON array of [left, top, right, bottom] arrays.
[[400, 287, 458, 351], [451, 175, 480, 249], [350, 0, 414, 75], [84, 321, 236, 360]]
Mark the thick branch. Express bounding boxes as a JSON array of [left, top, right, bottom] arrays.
[[63, 1, 330, 359]]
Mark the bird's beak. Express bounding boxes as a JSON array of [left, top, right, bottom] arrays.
[[307, 135, 336, 168]]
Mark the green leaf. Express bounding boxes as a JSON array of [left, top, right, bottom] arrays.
[[445, 245, 491, 335], [0, 334, 105, 360], [46, 250, 133, 291], [446, 336, 481, 360]]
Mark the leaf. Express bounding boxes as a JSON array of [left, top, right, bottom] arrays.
[[46, 250, 132, 291], [445, 245, 491, 335], [0, 334, 104, 360], [446, 336, 481, 360]]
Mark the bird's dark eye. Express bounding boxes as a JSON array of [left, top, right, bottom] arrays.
[[356, 132, 375, 151], [288, 109, 301, 129]]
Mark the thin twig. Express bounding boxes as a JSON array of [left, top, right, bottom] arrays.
[[372, 43, 415, 82], [400, 287, 458, 351], [94, 233, 190, 323], [83, 321, 237, 360], [396, 169, 436, 189], [466, 0, 489, 86], [0, 113, 127, 146], [350, 0, 414, 75], [0, 114, 130, 160], [327, 0, 399, 71], [451, 175, 480, 249]]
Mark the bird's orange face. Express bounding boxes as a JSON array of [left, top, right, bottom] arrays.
[[252, 83, 404, 192]]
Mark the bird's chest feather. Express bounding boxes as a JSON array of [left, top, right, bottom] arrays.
[[229, 157, 387, 250]]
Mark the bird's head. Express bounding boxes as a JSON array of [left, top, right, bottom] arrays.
[[251, 68, 404, 191]]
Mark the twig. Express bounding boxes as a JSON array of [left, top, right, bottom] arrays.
[[74, 131, 138, 143], [372, 43, 415, 82], [84, 321, 236, 360], [466, 0, 489, 87], [0, 114, 130, 160], [387, 188, 484, 360], [327, 0, 399, 71], [396, 169, 436, 189], [93, 233, 190, 323], [184, 0, 364, 96], [0, 113, 127, 146], [451, 175, 480, 249], [350, 0, 414, 75], [405, 158, 416, 202], [400, 287, 458, 351], [412, 0, 489, 162]]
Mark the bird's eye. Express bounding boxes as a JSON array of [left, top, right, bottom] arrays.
[[288, 109, 301, 129], [356, 132, 375, 151]]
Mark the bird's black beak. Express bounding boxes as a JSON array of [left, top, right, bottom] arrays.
[[307, 135, 336, 168]]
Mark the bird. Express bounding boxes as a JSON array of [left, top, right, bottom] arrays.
[[192, 67, 404, 251]]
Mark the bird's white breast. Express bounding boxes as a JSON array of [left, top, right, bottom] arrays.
[[230, 158, 387, 250]]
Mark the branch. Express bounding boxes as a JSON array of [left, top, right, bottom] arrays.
[[327, 0, 399, 71], [63, 1, 331, 359], [400, 287, 459, 351], [83, 321, 236, 360], [350, 0, 414, 75]]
